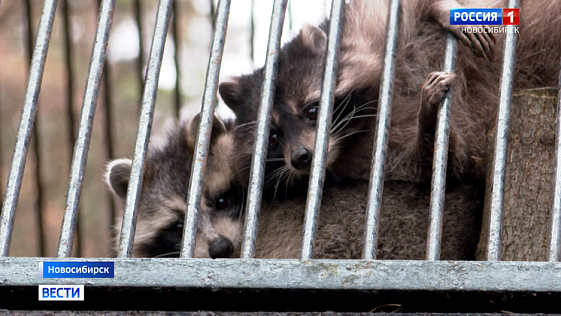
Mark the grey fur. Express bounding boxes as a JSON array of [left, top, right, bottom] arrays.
[[254, 179, 483, 260]]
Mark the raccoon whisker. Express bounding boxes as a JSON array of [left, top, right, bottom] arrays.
[[332, 91, 354, 125], [331, 105, 359, 135], [331, 129, 372, 147], [331, 108, 377, 135], [272, 166, 290, 202], [231, 120, 258, 133], [153, 251, 180, 258], [265, 166, 287, 186]]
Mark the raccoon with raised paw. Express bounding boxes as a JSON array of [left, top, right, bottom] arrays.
[[219, 0, 561, 190]]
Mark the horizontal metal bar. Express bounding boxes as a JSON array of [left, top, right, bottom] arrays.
[[487, 0, 519, 262], [2, 257, 561, 292], [57, 0, 117, 258], [301, 0, 344, 260], [363, 0, 401, 260], [0, 0, 59, 257], [426, 33, 458, 261], [118, 0, 174, 258], [180, 0, 231, 258], [241, 0, 288, 259]]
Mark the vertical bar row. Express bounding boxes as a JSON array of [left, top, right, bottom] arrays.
[[548, 63, 561, 262], [425, 33, 458, 261], [117, 0, 174, 258], [300, 0, 345, 260], [240, 0, 288, 259], [57, 0, 117, 258], [0, 0, 59, 257], [180, 0, 231, 259], [24, 0, 47, 257], [487, 0, 519, 262], [362, 0, 401, 260]]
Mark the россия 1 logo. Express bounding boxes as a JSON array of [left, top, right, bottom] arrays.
[[450, 8, 519, 26]]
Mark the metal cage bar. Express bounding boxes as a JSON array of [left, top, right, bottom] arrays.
[[486, 0, 519, 262], [133, 0, 146, 105], [62, 0, 83, 258], [0, 0, 59, 257], [23, 0, 47, 258], [300, 0, 345, 260], [362, 0, 401, 260], [117, 0, 174, 258], [57, 0, 117, 258], [172, 0, 182, 118], [97, 0, 117, 239], [425, 33, 458, 261], [549, 62, 561, 262], [240, 0, 288, 259], [180, 0, 231, 259]]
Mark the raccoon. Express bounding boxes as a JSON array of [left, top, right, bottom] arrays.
[[105, 115, 245, 258], [219, 0, 561, 190]]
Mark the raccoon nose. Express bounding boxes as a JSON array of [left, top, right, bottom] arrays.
[[291, 146, 313, 170], [208, 236, 234, 258]]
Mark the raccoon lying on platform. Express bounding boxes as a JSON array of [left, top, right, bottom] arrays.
[[106, 116, 483, 259], [219, 0, 561, 190]]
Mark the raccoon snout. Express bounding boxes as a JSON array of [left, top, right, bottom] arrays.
[[291, 146, 313, 170], [208, 236, 234, 258]]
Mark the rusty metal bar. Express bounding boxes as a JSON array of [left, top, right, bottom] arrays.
[[180, 0, 231, 258], [425, 33, 458, 261], [117, 0, 174, 258], [362, 0, 401, 260], [487, 0, 519, 262], [0, 0, 59, 257], [57, 0, 116, 258], [300, 0, 345, 260], [23, 0, 47, 258], [240, 0, 288, 259]]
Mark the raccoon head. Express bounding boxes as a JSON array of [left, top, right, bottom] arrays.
[[220, 23, 380, 189], [105, 114, 245, 258]]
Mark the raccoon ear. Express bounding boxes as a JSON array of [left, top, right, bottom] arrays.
[[300, 24, 327, 53], [105, 158, 132, 201], [219, 78, 244, 114], [186, 113, 228, 149]]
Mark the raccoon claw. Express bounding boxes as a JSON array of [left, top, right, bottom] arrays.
[[450, 25, 496, 60], [421, 71, 457, 108]]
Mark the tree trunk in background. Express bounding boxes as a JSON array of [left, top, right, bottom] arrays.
[[477, 88, 558, 261]]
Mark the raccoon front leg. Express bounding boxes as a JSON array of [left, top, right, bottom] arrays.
[[415, 71, 458, 157], [429, 0, 497, 60]]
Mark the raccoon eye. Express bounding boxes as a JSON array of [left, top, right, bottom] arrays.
[[306, 105, 319, 121], [174, 221, 184, 236], [216, 196, 231, 211], [270, 133, 279, 148]]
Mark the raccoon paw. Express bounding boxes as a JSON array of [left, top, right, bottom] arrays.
[[449, 24, 496, 60], [421, 71, 457, 109]]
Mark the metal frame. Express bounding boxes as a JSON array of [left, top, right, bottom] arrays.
[[2, 0, 561, 300]]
